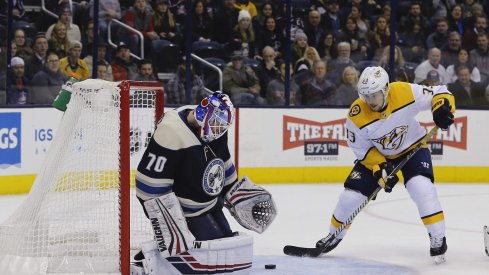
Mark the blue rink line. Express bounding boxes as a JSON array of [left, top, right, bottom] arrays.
[[250, 255, 415, 275]]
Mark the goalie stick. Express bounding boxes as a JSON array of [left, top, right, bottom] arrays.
[[284, 126, 439, 257]]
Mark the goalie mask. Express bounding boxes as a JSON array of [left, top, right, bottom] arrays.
[[194, 92, 235, 142], [357, 66, 390, 112]]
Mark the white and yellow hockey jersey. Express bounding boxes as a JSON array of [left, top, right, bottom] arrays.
[[346, 82, 455, 170]]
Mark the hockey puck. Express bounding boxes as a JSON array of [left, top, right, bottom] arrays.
[[265, 264, 276, 269]]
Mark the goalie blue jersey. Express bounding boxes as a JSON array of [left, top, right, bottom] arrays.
[[135, 106, 238, 217]]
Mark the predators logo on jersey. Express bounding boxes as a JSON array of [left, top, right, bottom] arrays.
[[372, 126, 409, 150]]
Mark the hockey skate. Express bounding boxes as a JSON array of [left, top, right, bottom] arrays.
[[316, 234, 342, 254], [430, 236, 447, 264]]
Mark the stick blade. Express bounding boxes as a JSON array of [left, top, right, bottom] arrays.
[[283, 245, 322, 257]]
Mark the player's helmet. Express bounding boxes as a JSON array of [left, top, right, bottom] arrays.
[[194, 92, 235, 142], [357, 66, 390, 111]]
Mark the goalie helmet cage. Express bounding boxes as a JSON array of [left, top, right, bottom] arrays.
[[0, 80, 164, 275]]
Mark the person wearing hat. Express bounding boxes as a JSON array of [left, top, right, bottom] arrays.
[[45, 4, 81, 42], [291, 30, 309, 65], [229, 10, 258, 59], [223, 50, 266, 105], [111, 42, 138, 81], [0, 57, 30, 104], [59, 40, 91, 80]]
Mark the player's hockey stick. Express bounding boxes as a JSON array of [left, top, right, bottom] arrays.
[[284, 126, 440, 257], [484, 225, 489, 256]]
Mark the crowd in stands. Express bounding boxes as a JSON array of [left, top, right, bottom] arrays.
[[1, 0, 489, 107]]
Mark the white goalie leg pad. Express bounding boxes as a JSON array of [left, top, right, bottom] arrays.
[[225, 176, 277, 233], [144, 192, 196, 256], [138, 233, 253, 275]]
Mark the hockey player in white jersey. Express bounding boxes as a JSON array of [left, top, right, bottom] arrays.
[[131, 92, 276, 274], [317, 67, 455, 263]]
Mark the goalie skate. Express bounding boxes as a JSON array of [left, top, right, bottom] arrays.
[[430, 236, 447, 264]]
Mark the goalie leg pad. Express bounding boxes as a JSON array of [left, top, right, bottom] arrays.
[[139, 233, 253, 275], [225, 176, 277, 233], [144, 192, 196, 256]]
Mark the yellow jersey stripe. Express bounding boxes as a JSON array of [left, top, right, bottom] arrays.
[[331, 215, 351, 229]]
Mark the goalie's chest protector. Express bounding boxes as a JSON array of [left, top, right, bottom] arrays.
[[141, 108, 232, 204]]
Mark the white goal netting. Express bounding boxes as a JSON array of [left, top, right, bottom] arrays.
[[0, 80, 164, 274]]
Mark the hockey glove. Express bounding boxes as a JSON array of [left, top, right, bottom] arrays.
[[372, 162, 399, 193], [432, 98, 454, 130]]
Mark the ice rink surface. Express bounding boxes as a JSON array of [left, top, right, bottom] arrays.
[[1, 183, 488, 275]]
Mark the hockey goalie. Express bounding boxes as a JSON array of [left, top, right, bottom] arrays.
[[131, 92, 277, 275]]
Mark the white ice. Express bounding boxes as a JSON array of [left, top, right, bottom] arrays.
[[1, 183, 488, 274]]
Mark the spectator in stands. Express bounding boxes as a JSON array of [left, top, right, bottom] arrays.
[[223, 50, 265, 105], [229, 10, 257, 59], [317, 32, 335, 62], [397, 21, 427, 63], [295, 46, 321, 73], [80, 19, 95, 59], [398, 1, 431, 34], [462, 3, 484, 31], [46, 5, 81, 43], [234, 0, 257, 18], [166, 62, 205, 104], [447, 65, 487, 107], [0, 57, 29, 104], [266, 61, 299, 105], [88, 0, 122, 42], [252, 1, 274, 36], [29, 52, 68, 104], [430, 0, 456, 18], [153, 0, 182, 47], [328, 42, 356, 84], [470, 33, 489, 84], [83, 42, 113, 78], [329, 65, 359, 106], [367, 15, 390, 60], [190, 0, 214, 43], [321, 0, 341, 35], [122, 0, 159, 55], [447, 4, 464, 36], [48, 22, 72, 58], [13, 28, 33, 61], [111, 43, 138, 81], [446, 48, 481, 84], [303, 10, 325, 48], [301, 60, 335, 106], [291, 30, 308, 64], [426, 17, 450, 50], [419, 70, 442, 86], [256, 16, 284, 57], [378, 45, 406, 71], [463, 15, 488, 52], [96, 61, 113, 81], [461, 0, 478, 19], [212, 0, 239, 44], [441, 32, 463, 68], [133, 59, 157, 81], [59, 41, 91, 80], [25, 34, 49, 80], [347, 3, 370, 36], [414, 47, 449, 84], [335, 16, 369, 62], [256, 46, 280, 98]]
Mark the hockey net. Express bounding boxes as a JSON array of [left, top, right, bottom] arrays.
[[0, 80, 164, 274]]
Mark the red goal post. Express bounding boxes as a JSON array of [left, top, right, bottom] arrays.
[[0, 80, 164, 275]]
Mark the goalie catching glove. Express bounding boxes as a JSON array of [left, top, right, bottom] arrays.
[[225, 176, 277, 233], [373, 162, 399, 193]]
